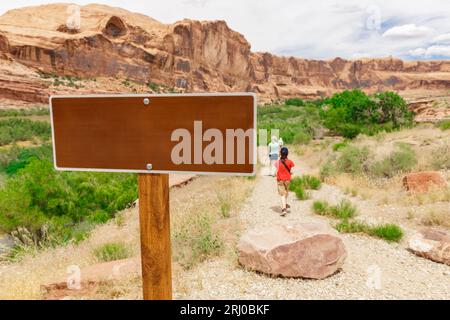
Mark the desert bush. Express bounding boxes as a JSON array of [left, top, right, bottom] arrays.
[[430, 142, 450, 170], [321, 90, 413, 138], [312, 200, 330, 215], [370, 143, 417, 178], [334, 219, 368, 233], [335, 145, 370, 174], [367, 224, 403, 242], [173, 211, 223, 269], [0, 108, 49, 118], [437, 120, 450, 130], [421, 209, 450, 228], [333, 141, 348, 151], [2, 144, 52, 175], [285, 98, 304, 106], [330, 200, 358, 219], [319, 160, 337, 179], [294, 186, 309, 200], [335, 220, 403, 242], [300, 175, 321, 190], [0, 118, 51, 146], [258, 104, 323, 144], [311, 199, 357, 219], [289, 175, 321, 191], [0, 158, 138, 245], [93, 242, 132, 262], [292, 130, 313, 145]]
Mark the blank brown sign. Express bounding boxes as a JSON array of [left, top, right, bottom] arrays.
[[50, 94, 256, 175]]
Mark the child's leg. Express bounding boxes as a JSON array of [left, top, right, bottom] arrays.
[[281, 195, 287, 209]]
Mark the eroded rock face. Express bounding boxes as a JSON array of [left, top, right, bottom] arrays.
[[237, 222, 347, 279], [408, 228, 450, 266], [403, 172, 447, 193], [0, 4, 450, 104]]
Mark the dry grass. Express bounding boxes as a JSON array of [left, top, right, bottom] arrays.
[[0, 175, 255, 299], [420, 208, 450, 228]]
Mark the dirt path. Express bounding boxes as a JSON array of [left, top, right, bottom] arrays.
[[177, 152, 450, 300]]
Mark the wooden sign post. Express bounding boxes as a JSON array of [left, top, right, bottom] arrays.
[[138, 173, 171, 299], [50, 93, 256, 300]]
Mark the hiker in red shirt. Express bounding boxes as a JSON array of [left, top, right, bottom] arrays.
[[274, 147, 295, 216]]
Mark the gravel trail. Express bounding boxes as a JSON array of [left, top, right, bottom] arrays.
[[177, 153, 450, 300]]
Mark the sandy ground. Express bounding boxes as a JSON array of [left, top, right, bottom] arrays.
[[176, 153, 450, 300]]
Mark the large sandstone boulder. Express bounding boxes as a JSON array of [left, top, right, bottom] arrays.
[[403, 171, 447, 193], [408, 228, 450, 266], [237, 222, 347, 279]]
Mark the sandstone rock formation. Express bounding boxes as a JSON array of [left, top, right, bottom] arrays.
[[402, 172, 447, 193], [0, 4, 450, 105], [237, 222, 347, 279], [408, 99, 450, 123], [408, 228, 450, 266]]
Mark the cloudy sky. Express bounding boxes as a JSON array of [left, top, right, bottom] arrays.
[[1, 0, 449, 60]]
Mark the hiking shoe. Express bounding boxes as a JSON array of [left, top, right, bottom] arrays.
[[280, 208, 287, 216]]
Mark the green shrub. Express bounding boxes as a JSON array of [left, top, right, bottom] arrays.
[[285, 98, 304, 106], [370, 143, 417, 178], [330, 199, 358, 219], [311, 199, 357, 219], [0, 159, 138, 245], [335, 145, 370, 174], [312, 200, 329, 215], [0, 118, 51, 146], [335, 219, 368, 233], [290, 175, 321, 191], [368, 224, 403, 242], [299, 175, 321, 190], [322, 90, 413, 138], [0, 108, 49, 118], [294, 186, 309, 200], [289, 177, 302, 191], [437, 120, 450, 130], [3, 144, 52, 175], [293, 130, 312, 145], [335, 220, 403, 242], [258, 104, 323, 144], [93, 242, 132, 262], [333, 141, 348, 151]]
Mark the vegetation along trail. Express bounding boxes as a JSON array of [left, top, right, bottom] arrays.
[[176, 149, 450, 300]]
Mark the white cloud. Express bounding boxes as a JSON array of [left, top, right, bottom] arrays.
[[433, 33, 450, 43], [409, 48, 427, 57], [0, 0, 450, 60], [382, 24, 433, 39], [425, 45, 450, 57], [409, 45, 450, 57]]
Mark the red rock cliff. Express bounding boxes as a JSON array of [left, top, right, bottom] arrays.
[[0, 3, 449, 103]]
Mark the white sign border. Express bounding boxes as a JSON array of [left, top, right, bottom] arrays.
[[50, 92, 257, 176]]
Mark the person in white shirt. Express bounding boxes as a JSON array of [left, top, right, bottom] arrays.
[[268, 136, 280, 176]]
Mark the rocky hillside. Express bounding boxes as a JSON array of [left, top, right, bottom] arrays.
[[0, 3, 450, 104]]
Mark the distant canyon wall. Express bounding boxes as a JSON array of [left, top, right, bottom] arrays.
[[0, 4, 449, 104]]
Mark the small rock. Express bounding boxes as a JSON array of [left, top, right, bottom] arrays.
[[403, 171, 447, 193], [408, 227, 450, 266]]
